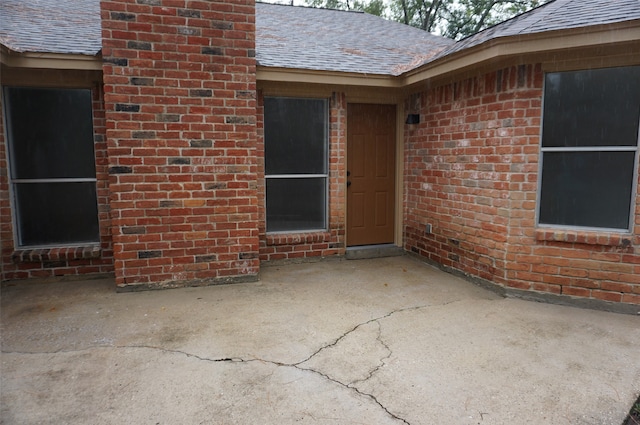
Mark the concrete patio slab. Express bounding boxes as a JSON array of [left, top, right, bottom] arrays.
[[1, 256, 639, 424]]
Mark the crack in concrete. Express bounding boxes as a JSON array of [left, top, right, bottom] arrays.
[[0, 345, 246, 364], [120, 345, 249, 364], [348, 320, 393, 387], [2, 302, 465, 424], [1, 346, 101, 355], [282, 305, 434, 424], [292, 363, 411, 425], [89, 343, 411, 424], [255, 301, 465, 424], [293, 304, 427, 367], [117, 305, 427, 423]]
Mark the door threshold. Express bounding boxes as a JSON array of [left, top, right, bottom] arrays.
[[345, 244, 404, 260]]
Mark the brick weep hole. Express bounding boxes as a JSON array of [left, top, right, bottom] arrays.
[[101, 0, 259, 287], [404, 64, 640, 305]]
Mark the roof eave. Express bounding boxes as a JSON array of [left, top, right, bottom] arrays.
[[2, 19, 638, 86], [401, 19, 640, 87], [0, 45, 103, 71], [257, 66, 402, 88]]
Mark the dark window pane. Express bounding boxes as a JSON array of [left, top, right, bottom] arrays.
[[264, 97, 327, 175], [4, 87, 96, 179], [542, 66, 640, 148], [539, 151, 635, 230], [266, 178, 326, 232], [15, 182, 100, 246]]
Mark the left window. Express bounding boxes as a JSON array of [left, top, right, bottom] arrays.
[[3, 87, 100, 247]]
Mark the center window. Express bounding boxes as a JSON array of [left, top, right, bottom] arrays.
[[264, 97, 328, 233]]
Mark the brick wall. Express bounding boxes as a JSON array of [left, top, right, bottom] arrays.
[[0, 84, 114, 280], [404, 64, 640, 306], [256, 91, 346, 262], [101, 0, 259, 288]]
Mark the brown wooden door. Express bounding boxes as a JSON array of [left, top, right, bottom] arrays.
[[347, 103, 396, 246]]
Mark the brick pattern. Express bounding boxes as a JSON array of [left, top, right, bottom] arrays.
[[100, 0, 259, 287], [256, 91, 346, 262], [0, 84, 115, 280], [404, 63, 640, 305]]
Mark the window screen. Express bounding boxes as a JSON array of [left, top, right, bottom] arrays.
[[264, 98, 327, 175], [538, 66, 640, 231], [266, 178, 326, 232], [5, 88, 96, 178], [14, 182, 100, 246], [4, 87, 100, 246], [538, 152, 635, 230], [264, 97, 328, 232]]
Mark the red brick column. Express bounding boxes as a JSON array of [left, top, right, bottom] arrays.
[[100, 0, 259, 288]]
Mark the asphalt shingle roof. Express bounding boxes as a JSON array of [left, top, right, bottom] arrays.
[[256, 3, 454, 76], [434, 0, 640, 60], [0, 0, 638, 74], [0, 0, 101, 55]]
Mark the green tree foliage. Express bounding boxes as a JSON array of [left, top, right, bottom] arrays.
[[305, 0, 386, 16], [389, 0, 452, 32], [443, 0, 547, 39], [299, 0, 550, 39]]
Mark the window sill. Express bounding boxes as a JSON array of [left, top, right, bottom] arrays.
[[12, 244, 102, 263], [535, 229, 633, 248], [266, 232, 331, 246]]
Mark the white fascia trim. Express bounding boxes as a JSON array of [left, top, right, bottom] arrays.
[[257, 66, 401, 88], [0, 47, 102, 71]]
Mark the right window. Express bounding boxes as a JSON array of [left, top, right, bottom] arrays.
[[538, 66, 640, 231]]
